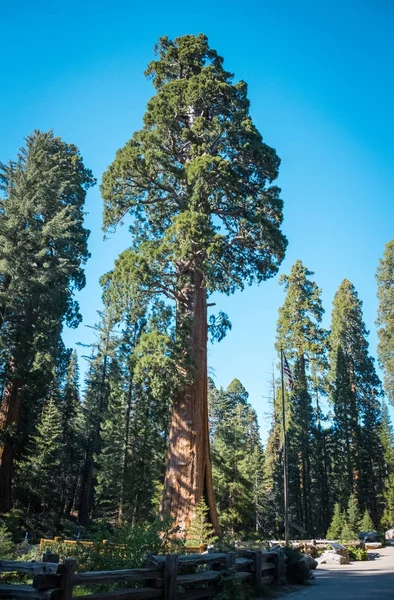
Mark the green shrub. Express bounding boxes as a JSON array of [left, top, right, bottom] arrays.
[[348, 546, 369, 561], [0, 521, 14, 559], [19, 517, 181, 572], [216, 571, 251, 600], [211, 531, 238, 552], [283, 547, 310, 584]]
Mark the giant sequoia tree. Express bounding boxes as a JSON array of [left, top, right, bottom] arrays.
[[275, 260, 328, 535], [0, 131, 94, 512], [101, 34, 287, 533], [329, 280, 384, 520], [376, 240, 394, 404]]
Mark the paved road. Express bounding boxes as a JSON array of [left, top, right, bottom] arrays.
[[290, 544, 394, 599]]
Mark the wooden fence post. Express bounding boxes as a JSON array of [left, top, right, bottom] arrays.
[[42, 551, 59, 564], [275, 549, 286, 584], [33, 551, 60, 591], [163, 554, 178, 600], [60, 558, 77, 600], [253, 550, 263, 589], [226, 551, 236, 571]]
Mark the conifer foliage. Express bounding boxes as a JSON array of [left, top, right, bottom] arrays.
[[101, 33, 287, 534], [274, 260, 328, 535], [376, 240, 394, 405], [329, 280, 384, 521], [326, 503, 345, 540], [209, 379, 265, 535], [0, 130, 95, 512], [1, 37, 394, 549], [187, 497, 217, 545], [17, 399, 64, 513]]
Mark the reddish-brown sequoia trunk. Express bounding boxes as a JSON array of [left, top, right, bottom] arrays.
[[162, 273, 221, 535], [0, 375, 23, 513]]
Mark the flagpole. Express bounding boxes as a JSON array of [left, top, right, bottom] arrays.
[[280, 349, 289, 546]]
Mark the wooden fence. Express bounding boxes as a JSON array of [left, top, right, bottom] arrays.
[[0, 548, 286, 599]]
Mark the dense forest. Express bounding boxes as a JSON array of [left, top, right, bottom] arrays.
[[1, 34, 394, 547]]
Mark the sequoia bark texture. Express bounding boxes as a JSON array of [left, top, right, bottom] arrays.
[[162, 275, 220, 534], [0, 377, 23, 512]]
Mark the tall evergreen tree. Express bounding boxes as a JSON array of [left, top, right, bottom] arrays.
[[275, 260, 327, 535], [326, 502, 345, 539], [380, 402, 394, 528], [210, 379, 265, 536], [17, 399, 64, 513], [101, 34, 287, 533], [0, 131, 94, 512], [382, 475, 394, 529], [94, 358, 125, 521], [376, 240, 394, 404], [78, 309, 118, 525], [263, 399, 284, 538], [60, 350, 84, 515], [329, 280, 384, 522], [360, 509, 375, 532], [346, 493, 361, 534]]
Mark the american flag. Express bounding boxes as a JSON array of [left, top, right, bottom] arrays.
[[283, 354, 294, 391]]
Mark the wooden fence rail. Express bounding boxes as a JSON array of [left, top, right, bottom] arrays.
[[0, 548, 286, 600]]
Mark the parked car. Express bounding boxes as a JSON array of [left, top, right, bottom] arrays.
[[358, 531, 380, 542]]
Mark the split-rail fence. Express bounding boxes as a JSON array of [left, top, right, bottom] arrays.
[[0, 548, 286, 600]]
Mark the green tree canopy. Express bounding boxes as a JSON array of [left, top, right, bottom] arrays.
[[0, 130, 95, 512], [101, 33, 287, 534], [275, 260, 328, 535], [329, 279, 384, 519], [360, 509, 375, 532], [376, 240, 394, 405], [327, 503, 345, 540]]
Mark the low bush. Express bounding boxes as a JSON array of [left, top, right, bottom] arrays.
[[19, 517, 182, 572], [283, 547, 310, 584], [216, 571, 251, 600], [0, 521, 14, 559], [348, 546, 369, 561]]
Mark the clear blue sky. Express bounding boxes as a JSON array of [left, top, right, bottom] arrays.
[[2, 0, 394, 440]]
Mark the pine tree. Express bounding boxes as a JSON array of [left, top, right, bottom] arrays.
[[376, 240, 394, 404], [263, 366, 286, 539], [381, 475, 394, 529], [17, 399, 64, 513], [326, 503, 345, 540], [0, 130, 94, 512], [275, 260, 328, 535], [210, 379, 265, 536], [0, 521, 13, 558], [94, 359, 125, 520], [360, 509, 375, 532], [187, 497, 218, 545], [127, 327, 178, 525], [341, 520, 357, 542], [263, 402, 284, 538], [329, 280, 384, 522], [347, 494, 361, 534], [380, 401, 394, 473], [60, 350, 84, 515], [101, 34, 287, 534], [380, 402, 394, 529], [78, 309, 118, 525], [93, 267, 175, 527]]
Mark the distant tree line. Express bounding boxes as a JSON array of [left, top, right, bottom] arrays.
[[264, 259, 394, 538]]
